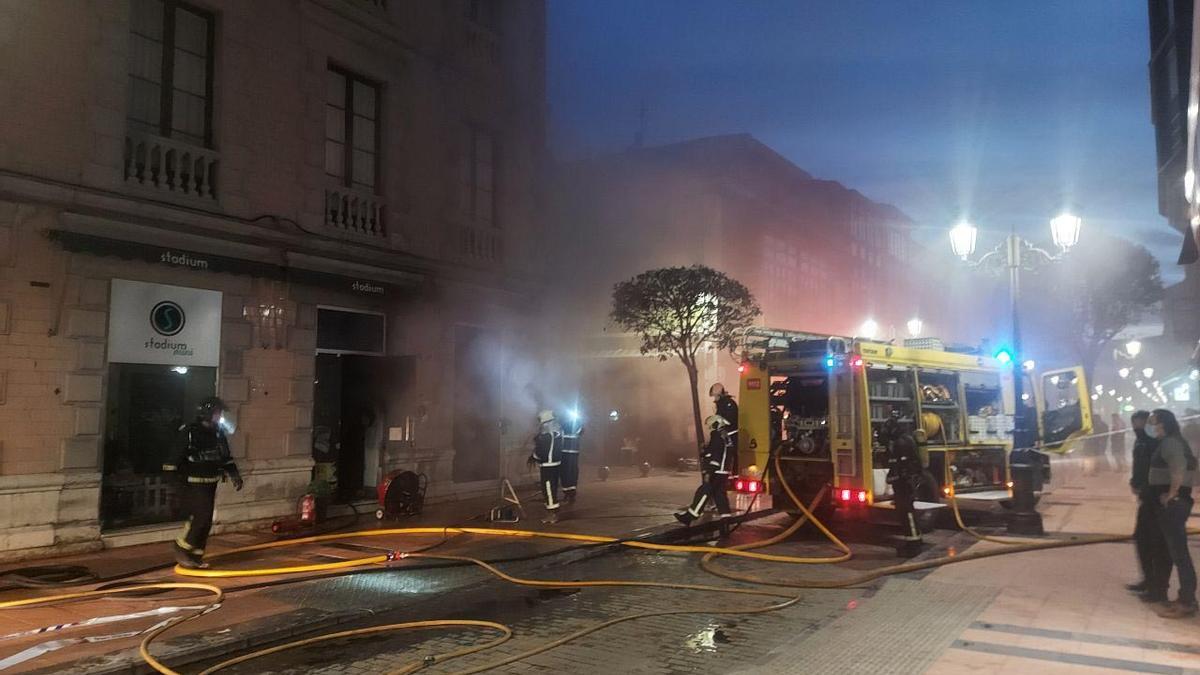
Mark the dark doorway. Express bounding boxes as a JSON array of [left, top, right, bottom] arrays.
[[452, 325, 500, 483], [313, 353, 407, 501], [101, 363, 216, 531]]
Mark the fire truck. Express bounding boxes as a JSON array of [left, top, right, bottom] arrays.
[[729, 328, 1092, 516]]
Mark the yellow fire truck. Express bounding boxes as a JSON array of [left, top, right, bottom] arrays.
[[730, 328, 1092, 516]]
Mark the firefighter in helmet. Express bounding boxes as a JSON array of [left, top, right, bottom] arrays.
[[710, 383, 739, 433], [560, 408, 585, 504], [163, 396, 242, 569], [880, 410, 925, 556], [675, 414, 738, 525], [529, 410, 564, 523]]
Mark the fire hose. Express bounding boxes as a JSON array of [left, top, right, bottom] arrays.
[[2, 448, 1190, 674]]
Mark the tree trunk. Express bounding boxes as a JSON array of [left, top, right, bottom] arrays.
[[684, 358, 705, 452]]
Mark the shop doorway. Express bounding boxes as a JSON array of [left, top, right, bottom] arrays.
[[312, 306, 399, 502], [100, 364, 216, 531], [314, 353, 397, 501], [452, 325, 500, 483]]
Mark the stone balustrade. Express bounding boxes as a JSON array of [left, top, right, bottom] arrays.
[[123, 131, 219, 200], [325, 186, 387, 238]]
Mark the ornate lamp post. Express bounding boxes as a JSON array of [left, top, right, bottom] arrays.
[[949, 213, 1082, 534]]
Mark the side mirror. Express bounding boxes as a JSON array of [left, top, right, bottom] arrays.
[[1037, 367, 1092, 452]]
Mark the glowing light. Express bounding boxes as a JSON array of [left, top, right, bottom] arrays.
[[856, 490, 867, 503], [1187, 169, 1196, 204], [850, 356, 864, 368], [1050, 375, 1060, 385], [840, 489, 851, 502], [1021, 393, 1031, 401], [737, 362, 748, 373], [1143, 367, 1155, 379], [1118, 367, 1130, 378], [1108, 389, 1116, 396], [609, 410, 619, 422], [1091, 394, 1099, 401], [1135, 380, 1144, 387], [949, 221, 978, 259], [825, 356, 836, 368], [171, 366, 188, 374], [1094, 385, 1104, 394], [1191, 369, 1199, 381], [858, 319, 879, 339], [1050, 213, 1082, 251], [1125, 340, 1142, 358], [567, 409, 580, 421], [1022, 360, 1036, 372], [906, 317, 923, 337], [994, 348, 1013, 365]]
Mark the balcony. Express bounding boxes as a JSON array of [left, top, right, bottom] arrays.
[[325, 186, 386, 239], [459, 224, 502, 262], [123, 131, 218, 200]]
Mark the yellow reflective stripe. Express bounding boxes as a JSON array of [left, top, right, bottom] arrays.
[[186, 476, 220, 484]]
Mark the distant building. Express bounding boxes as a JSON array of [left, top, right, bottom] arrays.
[[548, 134, 975, 461], [0, 0, 547, 559], [1149, 0, 1200, 344]]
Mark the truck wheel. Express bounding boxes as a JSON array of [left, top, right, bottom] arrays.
[[375, 508, 385, 520]]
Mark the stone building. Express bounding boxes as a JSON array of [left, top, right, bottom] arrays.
[[0, 0, 547, 559]]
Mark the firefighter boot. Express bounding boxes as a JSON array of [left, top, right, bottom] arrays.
[[673, 510, 695, 526]]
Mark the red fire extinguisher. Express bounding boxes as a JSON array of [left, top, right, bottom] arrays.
[[299, 494, 317, 524]]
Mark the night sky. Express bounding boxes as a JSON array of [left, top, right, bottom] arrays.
[[548, 0, 1184, 283]]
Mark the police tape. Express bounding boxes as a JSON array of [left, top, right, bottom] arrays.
[[1009, 412, 1200, 455]]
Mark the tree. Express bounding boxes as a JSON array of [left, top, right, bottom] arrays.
[[1026, 234, 1163, 380], [610, 265, 761, 448]]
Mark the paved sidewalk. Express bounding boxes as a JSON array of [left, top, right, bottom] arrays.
[[0, 467, 697, 675], [925, 459, 1200, 674]]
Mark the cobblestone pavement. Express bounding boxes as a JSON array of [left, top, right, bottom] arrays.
[[205, 517, 971, 675]]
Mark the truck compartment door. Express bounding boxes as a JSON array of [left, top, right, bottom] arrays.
[[1038, 367, 1092, 452]]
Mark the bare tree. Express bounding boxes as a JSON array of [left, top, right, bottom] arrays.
[[611, 265, 761, 448], [1027, 234, 1163, 380]]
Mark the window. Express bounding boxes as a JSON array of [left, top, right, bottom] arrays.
[[461, 127, 496, 225], [128, 0, 214, 147], [325, 66, 380, 193]]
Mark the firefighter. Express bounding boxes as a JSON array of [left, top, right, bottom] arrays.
[[710, 383, 739, 432], [881, 411, 924, 556], [560, 409, 584, 504], [163, 397, 242, 569], [529, 410, 563, 524], [675, 415, 737, 525]]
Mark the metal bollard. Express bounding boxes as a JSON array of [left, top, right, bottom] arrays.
[[1007, 462, 1044, 535]]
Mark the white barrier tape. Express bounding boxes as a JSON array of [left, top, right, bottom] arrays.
[[0, 604, 210, 643], [0, 604, 220, 671]]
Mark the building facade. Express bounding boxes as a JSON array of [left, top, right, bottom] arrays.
[[547, 135, 973, 463], [0, 0, 547, 559], [1148, 0, 1200, 345]]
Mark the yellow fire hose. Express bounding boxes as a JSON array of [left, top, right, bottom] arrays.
[[2, 452, 1183, 675]]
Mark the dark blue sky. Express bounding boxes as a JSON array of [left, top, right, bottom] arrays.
[[548, 0, 1184, 282]]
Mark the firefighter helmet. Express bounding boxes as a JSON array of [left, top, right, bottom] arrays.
[[537, 409, 556, 424], [197, 396, 227, 420], [709, 383, 726, 398], [705, 414, 730, 431]]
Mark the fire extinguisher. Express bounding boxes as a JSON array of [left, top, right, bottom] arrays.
[[299, 493, 317, 524]]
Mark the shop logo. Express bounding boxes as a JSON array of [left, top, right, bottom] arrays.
[[150, 301, 186, 336]]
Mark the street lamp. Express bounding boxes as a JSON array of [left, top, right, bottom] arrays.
[[859, 319, 879, 340], [1118, 367, 1130, 379], [1143, 367, 1155, 379], [949, 213, 1082, 535], [906, 317, 923, 338], [1126, 340, 1143, 358]]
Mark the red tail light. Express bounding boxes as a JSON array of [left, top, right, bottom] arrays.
[[735, 480, 745, 491], [748, 480, 760, 493], [850, 356, 864, 368], [856, 490, 867, 503], [737, 362, 748, 374], [840, 489, 851, 501]]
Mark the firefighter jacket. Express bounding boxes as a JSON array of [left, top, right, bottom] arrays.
[[562, 418, 584, 454], [715, 394, 739, 431], [164, 421, 239, 484], [531, 425, 563, 467], [702, 428, 737, 475]]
